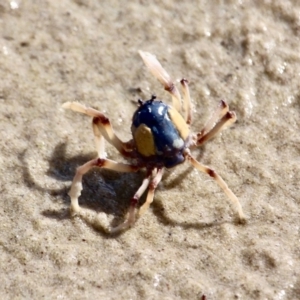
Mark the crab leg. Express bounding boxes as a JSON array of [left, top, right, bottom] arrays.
[[138, 168, 164, 217], [139, 51, 182, 112], [198, 100, 228, 137], [180, 79, 192, 125], [185, 151, 246, 223], [62, 102, 133, 156], [110, 174, 152, 233], [68, 158, 139, 215], [197, 110, 237, 146]]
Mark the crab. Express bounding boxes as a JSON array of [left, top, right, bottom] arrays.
[[62, 51, 246, 232]]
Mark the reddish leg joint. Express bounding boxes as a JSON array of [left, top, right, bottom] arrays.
[[180, 78, 189, 84], [225, 111, 235, 119], [149, 181, 156, 191], [95, 158, 105, 167], [208, 168, 216, 178], [165, 82, 176, 93], [93, 115, 109, 125], [131, 197, 138, 206], [219, 100, 227, 109]]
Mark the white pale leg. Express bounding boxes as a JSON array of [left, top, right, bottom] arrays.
[[138, 168, 164, 216], [198, 100, 229, 138], [92, 122, 106, 159], [68, 158, 139, 215], [185, 152, 246, 223], [197, 111, 237, 146], [110, 174, 152, 233], [139, 51, 182, 112], [62, 102, 131, 155], [180, 79, 192, 125]]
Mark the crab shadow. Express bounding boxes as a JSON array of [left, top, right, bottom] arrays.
[[150, 197, 245, 232], [19, 142, 223, 236]]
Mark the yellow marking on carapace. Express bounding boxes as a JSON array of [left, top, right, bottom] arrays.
[[133, 124, 156, 156], [167, 106, 190, 140]]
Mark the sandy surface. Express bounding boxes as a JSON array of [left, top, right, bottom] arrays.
[[1, 1, 300, 299]]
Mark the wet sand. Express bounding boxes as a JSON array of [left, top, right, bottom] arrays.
[[0, 1, 299, 299]]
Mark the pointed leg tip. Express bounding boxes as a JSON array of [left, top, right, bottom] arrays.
[[138, 50, 151, 57], [109, 223, 130, 234], [235, 214, 247, 225], [69, 203, 81, 217], [62, 102, 71, 109], [109, 217, 136, 234]]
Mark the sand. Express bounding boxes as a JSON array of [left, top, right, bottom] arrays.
[[0, 1, 299, 299]]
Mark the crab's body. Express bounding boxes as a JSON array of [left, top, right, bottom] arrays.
[[63, 51, 246, 232], [132, 98, 190, 169]]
